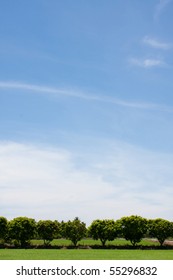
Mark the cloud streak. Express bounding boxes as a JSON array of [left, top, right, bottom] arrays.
[[129, 57, 165, 68], [0, 81, 93, 100], [143, 36, 172, 50], [0, 80, 172, 112]]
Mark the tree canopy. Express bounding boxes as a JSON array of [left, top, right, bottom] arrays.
[[0, 216, 8, 240], [88, 219, 120, 246], [148, 218, 173, 246], [61, 217, 87, 246], [118, 215, 148, 246], [1, 215, 173, 248], [8, 217, 36, 247], [37, 220, 59, 245]]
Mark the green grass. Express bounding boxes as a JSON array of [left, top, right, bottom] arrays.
[[30, 238, 160, 247], [0, 249, 173, 260], [0, 239, 172, 260]]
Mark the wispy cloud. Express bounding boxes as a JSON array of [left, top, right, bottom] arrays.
[[1, 141, 173, 224], [0, 81, 94, 100], [0, 80, 172, 112], [143, 36, 172, 50], [154, 0, 172, 20], [129, 57, 165, 68]]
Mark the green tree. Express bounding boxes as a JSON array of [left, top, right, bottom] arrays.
[[59, 220, 66, 238], [148, 218, 173, 246], [53, 220, 61, 239], [0, 216, 8, 242], [118, 215, 147, 246], [88, 219, 120, 246], [62, 217, 87, 246], [37, 220, 59, 245], [8, 217, 36, 247]]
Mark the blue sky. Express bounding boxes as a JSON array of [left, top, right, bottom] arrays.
[[1, 0, 173, 225]]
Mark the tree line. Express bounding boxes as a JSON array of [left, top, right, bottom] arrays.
[[0, 215, 173, 248]]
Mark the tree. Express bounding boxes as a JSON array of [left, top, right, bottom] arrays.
[[59, 220, 66, 238], [118, 215, 147, 246], [8, 217, 36, 247], [53, 220, 61, 239], [148, 218, 173, 246], [62, 217, 87, 246], [88, 219, 120, 246], [0, 216, 8, 242], [37, 220, 59, 245]]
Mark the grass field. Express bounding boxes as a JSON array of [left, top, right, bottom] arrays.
[[30, 238, 160, 247], [0, 239, 173, 260], [0, 249, 173, 260]]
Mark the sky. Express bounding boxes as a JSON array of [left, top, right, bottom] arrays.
[[1, 0, 173, 225]]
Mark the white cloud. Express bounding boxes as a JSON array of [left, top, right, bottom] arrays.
[[129, 57, 165, 68], [143, 36, 172, 50], [0, 81, 93, 100], [0, 142, 115, 224], [1, 141, 173, 225]]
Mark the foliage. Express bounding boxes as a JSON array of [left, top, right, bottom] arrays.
[[0, 216, 8, 241], [2, 215, 173, 249], [37, 220, 59, 245], [118, 215, 148, 246], [62, 217, 87, 246], [8, 217, 36, 247], [88, 219, 120, 246], [59, 220, 66, 238], [148, 218, 173, 246], [53, 220, 61, 239]]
